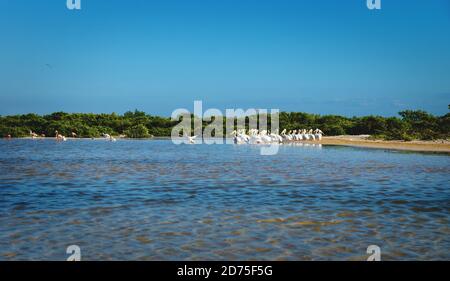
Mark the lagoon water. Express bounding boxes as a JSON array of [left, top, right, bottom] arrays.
[[0, 139, 449, 260]]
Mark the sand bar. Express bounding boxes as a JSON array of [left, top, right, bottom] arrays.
[[318, 135, 450, 153]]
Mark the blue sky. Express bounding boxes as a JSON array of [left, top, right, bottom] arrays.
[[0, 0, 449, 116]]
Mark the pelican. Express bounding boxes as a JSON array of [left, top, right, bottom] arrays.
[[281, 129, 291, 142], [240, 129, 250, 143], [248, 129, 262, 144], [232, 130, 247, 144], [187, 135, 197, 144], [296, 129, 304, 141], [260, 130, 272, 143], [270, 129, 283, 143], [298, 129, 305, 140], [286, 130, 293, 141], [314, 129, 323, 140], [308, 129, 316, 140], [228, 127, 324, 145], [303, 129, 310, 140], [291, 130, 298, 141]]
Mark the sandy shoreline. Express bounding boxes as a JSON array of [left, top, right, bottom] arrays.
[[318, 135, 450, 153], [8, 135, 450, 153]]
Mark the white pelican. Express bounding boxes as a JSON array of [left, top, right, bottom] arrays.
[[308, 129, 316, 140], [303, 129, 310, 140], [314, 128, 323, 140], [187, 135, 197, 144], [281, 129, 291, 142], [291, 130, 298, 141], [286, 130, 293, 141], [232, 130, 248, 144], [241, 129, 250, 143], [270, 129, 283, 143], [249, 129, 262, 144], [260, 130, 272, 143], [299, 130, 304, 140]]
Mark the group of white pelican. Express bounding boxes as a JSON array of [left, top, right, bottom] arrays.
[[232, 128, 324, 144], [27, 128, 323, 145]]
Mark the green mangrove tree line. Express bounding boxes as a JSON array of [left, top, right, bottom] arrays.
[[0, 109, 449, 140]]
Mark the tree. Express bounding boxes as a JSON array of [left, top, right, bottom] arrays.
[[124, 124, 150, 138], [384, 117, 410, 140], [399, 110, 438, 139], [349, 116, 386, 135], [0, 108, 448, 140]]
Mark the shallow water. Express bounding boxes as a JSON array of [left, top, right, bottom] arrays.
[[0, 139, 449, 260]]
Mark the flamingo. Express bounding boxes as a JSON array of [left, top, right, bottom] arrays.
[[29, 130, 38, 139], [55, 130, 67, 141]]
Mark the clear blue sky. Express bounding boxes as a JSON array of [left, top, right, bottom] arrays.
[[0, 0, 449, 116]]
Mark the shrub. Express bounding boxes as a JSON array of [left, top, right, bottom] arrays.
[[124, 124, 150, 138]]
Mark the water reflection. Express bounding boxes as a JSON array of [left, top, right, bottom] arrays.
[[0, 139, 449, 260]]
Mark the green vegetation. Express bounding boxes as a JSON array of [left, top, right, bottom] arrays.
[[0, 109, 449, 141], [124, 124, 150, 139], [278, 110, 449, 141]]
